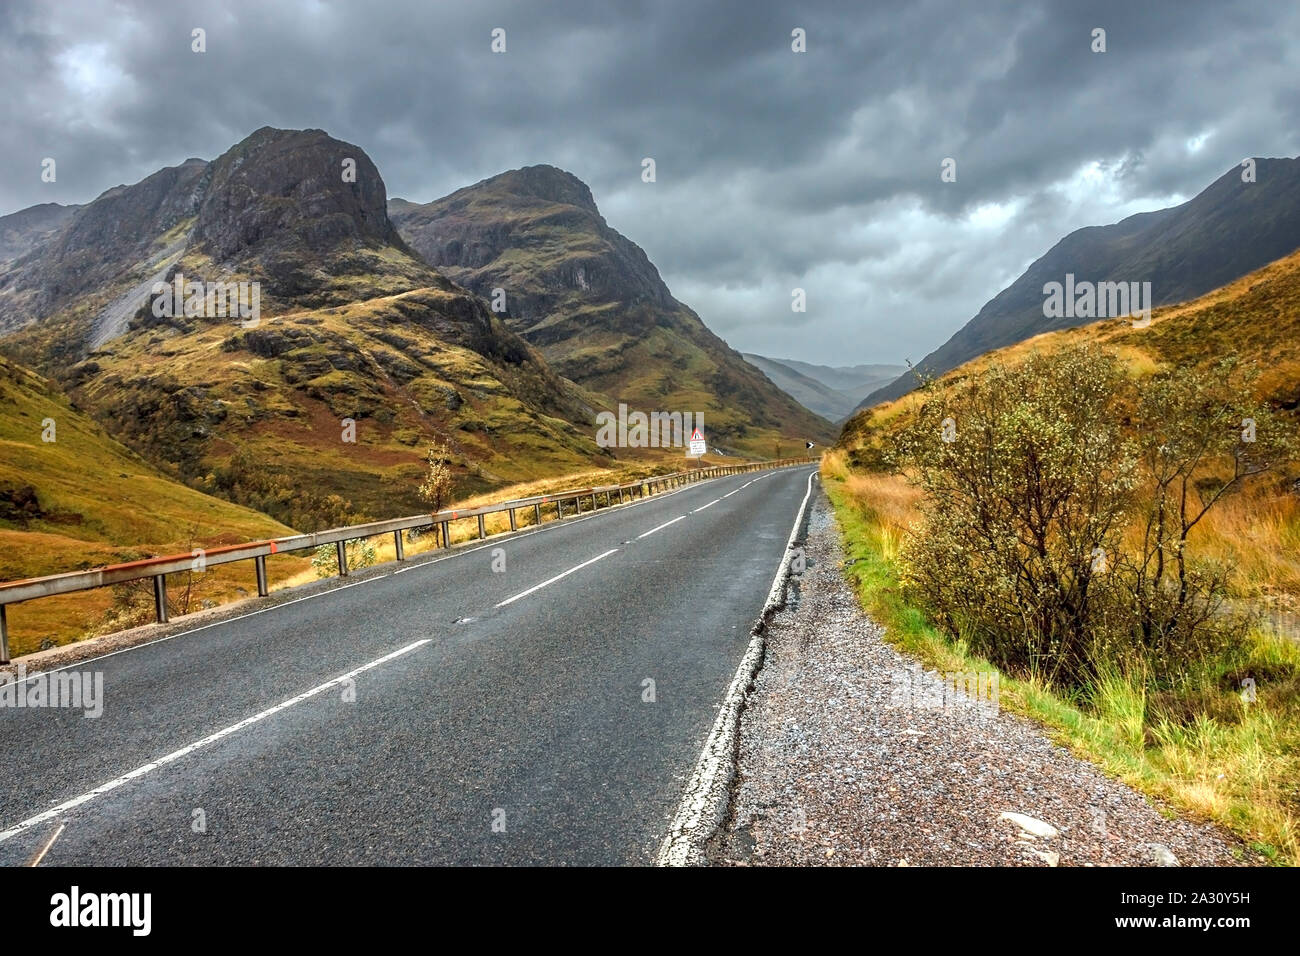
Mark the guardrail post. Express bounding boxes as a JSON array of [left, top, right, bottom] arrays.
[[336, 541, 349, 577], [441, 521, 451, 548], [534, 502, 542, 524], [575, 495, 583, 514], [394, 530, 405, 561], [592, 493, 599, 510], [153, 574, 169, 623], [557, 500, 564, 519], [1, 604, 10, 664], [477, 515, 486, 539], [255, 555, 269, 596], [509, 508, 517, 531]]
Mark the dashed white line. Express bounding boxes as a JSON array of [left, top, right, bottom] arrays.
[[3, 467, 790, 686], [692, 499, 721, 513], [494, 549, 620, 608], [0, 639, 432, 845], [636, 515, 687, 539]]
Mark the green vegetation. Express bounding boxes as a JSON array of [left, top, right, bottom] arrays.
[[824, 450, 1298, 865], [0, 355, 300, 655], [829, 249, 1300, 865]]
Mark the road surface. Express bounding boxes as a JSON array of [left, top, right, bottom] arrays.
[[0, 465, 816, 866]]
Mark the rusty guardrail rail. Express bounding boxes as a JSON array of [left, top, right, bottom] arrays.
[[0, 458, 814, 662]]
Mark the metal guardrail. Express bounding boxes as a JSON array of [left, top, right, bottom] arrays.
[[0, 458, 813, 662]]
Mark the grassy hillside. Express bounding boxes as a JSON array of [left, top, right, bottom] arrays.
[[0, 354, 303, 656], [1, 283, 623, 531]]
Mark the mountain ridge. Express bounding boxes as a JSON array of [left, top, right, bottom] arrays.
[[860, 155, 1300, 409], [391, 164, 835, 452]]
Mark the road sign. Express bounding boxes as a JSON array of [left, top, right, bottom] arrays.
[[688, 427, 707, 457], [806, 441, 815, 450]]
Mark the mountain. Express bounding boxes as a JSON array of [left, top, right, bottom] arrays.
[[841, 245, 1300, 452], [389, 165, 834, 453], [742, 353, 905, 421], [0, 352, 297, 655], [0, 128, 441, 343], [0, 202, 80, 264], [0, 129, 609, 527], [860, 156, 1300, 409]]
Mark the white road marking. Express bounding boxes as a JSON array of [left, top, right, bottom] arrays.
[[657, 468, 819, 866], [0, 639, 431, 845], [2, 467, 779, 687], [692, 499, 722, 513], [636, 515, 687, 539], [493, 549, 620, 608]]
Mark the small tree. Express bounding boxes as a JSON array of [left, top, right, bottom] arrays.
[[418, 440, 454, 512], [894, 345, 1294, 687], [1125, 357, 1293, 670], [896, 346, 1135, 684]]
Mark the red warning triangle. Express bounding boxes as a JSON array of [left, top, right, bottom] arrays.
[[690, 427, 704, 441]]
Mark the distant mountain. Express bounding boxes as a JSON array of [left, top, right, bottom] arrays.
[[0, 202, 80, 264], [0, 129, 608, 526], [860, 156, 1300, 409], [841, 244, 1300, 452], [390, 165, 835, 453], [742, 353, 904, 421]]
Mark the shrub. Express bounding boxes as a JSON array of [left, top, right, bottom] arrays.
[[311, 539, 378, 578], [895, 346, 1291, 688]]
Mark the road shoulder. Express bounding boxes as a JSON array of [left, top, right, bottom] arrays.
[[709, 491, 1252, 867]]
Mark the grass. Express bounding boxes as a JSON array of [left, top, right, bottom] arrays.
[[821, 447, 1300, 865], [0, 355, 302, 656]]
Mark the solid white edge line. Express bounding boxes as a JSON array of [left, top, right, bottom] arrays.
[[636, 515, 686, 539], [493, 548, 620, 608], [656, 466, 818, 866], [0, 639, 432, 845]]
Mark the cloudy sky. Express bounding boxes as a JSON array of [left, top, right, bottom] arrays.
[[2, 0, 1298, 367]]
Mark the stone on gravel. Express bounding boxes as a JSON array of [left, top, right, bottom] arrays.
[[999, 812, 1059, 840], [1143, 843, 1181, 867]]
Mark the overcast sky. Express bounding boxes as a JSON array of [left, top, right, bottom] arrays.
[[3, 0, 1298, 367]]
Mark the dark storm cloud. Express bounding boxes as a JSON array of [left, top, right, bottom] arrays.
[[2, 0, 1297, 366]]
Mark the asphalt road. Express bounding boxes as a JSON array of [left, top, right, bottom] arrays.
[[0, 464, 817, 866]]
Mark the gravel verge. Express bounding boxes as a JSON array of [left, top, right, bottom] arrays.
[[710, 490, 1257, 867]]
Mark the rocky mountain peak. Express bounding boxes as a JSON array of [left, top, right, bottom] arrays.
[[478, 164, 599, 212], [192, 127, 403, 263]]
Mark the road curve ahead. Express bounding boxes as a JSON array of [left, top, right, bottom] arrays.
[[0, 465, 818, 866]]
